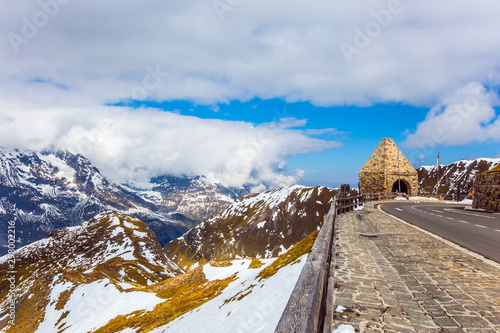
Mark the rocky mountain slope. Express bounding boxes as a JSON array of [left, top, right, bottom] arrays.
[[127, 175, 250, 221], [0, 148, 190, 255], [148, 255, 308, 333], [417, 158, 500, 196], [164, 185, 336, 271], [0, 211, 183, 333], [0, 198, 319, 332]]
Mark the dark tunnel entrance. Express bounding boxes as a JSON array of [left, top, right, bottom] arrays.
[[392, 179, 409, 194]]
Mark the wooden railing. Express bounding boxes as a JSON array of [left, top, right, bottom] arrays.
[[361, 192, 408, 202], [275, 192, 406, 333], [275, 205, 337, 333], [336, 195, 362, 213]]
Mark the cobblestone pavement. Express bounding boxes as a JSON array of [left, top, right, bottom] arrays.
[[331, 203, 500, 333]]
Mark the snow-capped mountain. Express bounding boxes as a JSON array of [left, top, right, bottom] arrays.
[[127, 175, 250, 222], [0, 148, 190, 255], [164, 185, 336, 271], [0, 211, 183, 333], [417, 157, 500, 196], [0, 205, 316, 333]]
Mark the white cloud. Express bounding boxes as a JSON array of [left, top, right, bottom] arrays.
[[0, 103, 340, 188], [0, 0, 499, 107], [1, 0, 500, 186], [274, 117, 308, 129], [305, 128, 347, 136], [404, 82, 500, 149]]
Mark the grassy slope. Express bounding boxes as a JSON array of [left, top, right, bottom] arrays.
[[92, 230, 318, 332], [0, 212, 181, 333]]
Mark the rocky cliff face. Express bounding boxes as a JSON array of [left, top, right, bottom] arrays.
[[127, 175, 250, 221], [164, 185, 336, 271], [0, 211, 183, 332], [417, 158, 500, 196], [0, 148, 189, 255]]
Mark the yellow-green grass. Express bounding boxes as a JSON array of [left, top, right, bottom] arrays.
[[258, 230, 318, 281], [93, 268, 237, 333], [248, 258, 264, 269], [209, 260, 233, 267]]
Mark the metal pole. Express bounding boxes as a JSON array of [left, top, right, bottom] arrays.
[[398, 151, 401, 193], [436, 152, 440, 195]]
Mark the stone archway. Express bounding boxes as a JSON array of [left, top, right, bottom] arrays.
[[392, 179, 410, 194]]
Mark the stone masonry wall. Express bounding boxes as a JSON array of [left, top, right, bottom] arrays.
[[473, 171, 500, 212], [359, 171, 385, 194], [359, 138, 418, 195]]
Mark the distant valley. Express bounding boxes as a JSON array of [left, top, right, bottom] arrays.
[[0, 147, 247, 255]]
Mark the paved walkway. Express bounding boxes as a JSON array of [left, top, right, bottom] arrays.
[[331, 203, 500, 333]]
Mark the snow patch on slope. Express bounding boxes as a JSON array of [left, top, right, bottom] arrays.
[[202, 259, 252, 281], [217, 185, 319, 222], [36, 152, 77, 184], [239, 185, 306, 210], [36, 278, 163, 333], [150, 255, 307, 333], [420, 157, 500, 171]]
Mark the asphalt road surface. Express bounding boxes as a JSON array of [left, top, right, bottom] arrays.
[[380, 201, 500, 263]]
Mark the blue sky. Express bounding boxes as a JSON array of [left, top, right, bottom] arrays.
[[1, 0, 500, 190], [120, 98, 500, 187]]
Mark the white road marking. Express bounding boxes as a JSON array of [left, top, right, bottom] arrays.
[[443, 208, 499, 219], [495, 229, 500, 232], [436, 215, 443, 218], [475, 224, 487, 229], [459, 220, 469, 224], [447, 217, 454, 220], [377, 205, 500, 271], [395, 208, 403, 211]]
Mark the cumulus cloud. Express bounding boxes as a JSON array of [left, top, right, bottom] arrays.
[[404, 82, 500, 149], [1, 0, 500, 187], [0, 0, 499, 107], [0, 103, 340, 188]]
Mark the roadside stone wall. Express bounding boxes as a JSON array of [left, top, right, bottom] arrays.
[[473, 168, 500, 212], [359, 138, 418, 195]]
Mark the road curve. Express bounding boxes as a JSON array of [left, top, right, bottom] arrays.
[[379, 201, 500, 263]]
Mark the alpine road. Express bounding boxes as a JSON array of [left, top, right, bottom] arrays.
[[379, 201, 500, 264]]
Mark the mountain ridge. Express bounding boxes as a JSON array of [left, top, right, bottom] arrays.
[[0, 186, 322, 332], [417, 157, 500, 196], [164, 185, 336, 271], [0, 147, 190, 255], [0, 210, 183, 332], [126, 174, 250, 222]]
